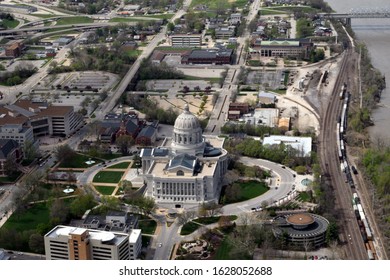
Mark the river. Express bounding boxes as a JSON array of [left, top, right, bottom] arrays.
[[325, 0, 390, 140]]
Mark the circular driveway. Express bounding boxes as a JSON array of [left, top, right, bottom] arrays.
[[222, 157, 297, 215]]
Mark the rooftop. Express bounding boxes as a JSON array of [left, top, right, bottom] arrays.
[[263, 135, 312, 156], [45, 225, 129, 245]]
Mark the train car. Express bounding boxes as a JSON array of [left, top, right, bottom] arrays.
[[339, 90, 345, 100], [368, 240, 376, 254], [340, 162, 345, 172], [353, 204, 360, 218], [353, 193, 360, 203], [367, 250, 374, 260], [340, 140, 345, 157], [360, 227, 368, 243], [366, 227, 373, 241]]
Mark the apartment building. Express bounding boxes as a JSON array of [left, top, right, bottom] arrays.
[[44, 226, 142, 260], [170, 34, 202, 47]]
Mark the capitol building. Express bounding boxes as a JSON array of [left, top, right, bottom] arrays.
[[140, 104, 228, 208]]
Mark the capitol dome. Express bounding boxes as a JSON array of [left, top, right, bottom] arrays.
[[174, 104, 201, 130], [171, 104, 205, 156]]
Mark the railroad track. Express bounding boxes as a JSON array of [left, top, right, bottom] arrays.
[[318, 48, 367, 259]]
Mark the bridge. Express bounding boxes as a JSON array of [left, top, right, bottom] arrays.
[[321, 8, 390, 25]]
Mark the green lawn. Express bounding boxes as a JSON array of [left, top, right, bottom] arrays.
[[32, 14, 56, 19], [138, 219, 157, 235], [58, 153, 101, 169], [98, 153, 123, 160], [93, 171, 124, 184], [239, 180, 269, 201], [109, 17, 150, 23], [141, 13, 174, 20], [193, 215, 237, 225], [126, 49, 142, 57], [298, 191, 311, 202], [56, 16, 94, 25], [106, 162, 130, 169], [190, 0, 247, 9], [2, 203, 49, 232], [95, 185, 116, 195], [180, 222, 201, 235], [222, 180, 269, 204], [214, 238, 232, 260], [2, 19, 19, 29]]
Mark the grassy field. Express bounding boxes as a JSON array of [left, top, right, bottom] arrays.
[[32, 14, 56, 19], [125, 49, 142, 58], [138, 219, 157, 235], [238, 180, 269, 201], [193, 215, 237, 225], [95, 185, 116, 195], [141, 13, 174, 20], [180, 222, 201, 235], [222, 180, 269, 204], [109, 17, 149, 23], [106, 162, 131, 169], [2, 203, 50, 232], [2, 19, 19, 29], [213, 238, 231, 260], [190, 0, 248, 9], [56, 16, 94, 25], [93, 171, 124, 184], [58, 153, 101, 169]]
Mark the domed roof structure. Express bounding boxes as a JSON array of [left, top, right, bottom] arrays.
[[171, 104, 205, 156], [174, 104, 201, 131]]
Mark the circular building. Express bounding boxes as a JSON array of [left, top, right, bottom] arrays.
[[171, 104, 205, 156], [272, 213, 329, 248]]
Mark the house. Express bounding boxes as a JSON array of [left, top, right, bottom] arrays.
[[0, 139, 22, 176], [120, 41, 138, 51], [229, 13, 242, 25]]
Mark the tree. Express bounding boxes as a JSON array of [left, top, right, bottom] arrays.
[[116, 135, 134, 156], [49, 199, 70, 224], [226, 213, 264, 259], [70, 194, 96, 217], [4, 154, 19, 178], [199, 202, 223, 217], [167, 22, 175, 32], [23, 140, 40, 162], [119, 180, 135, 196], [100, 195, 121, 211], [177, 211, 196, 226], [54, 145, 76, 163], [29, 233, 45, 254], [224, 183, 242, 203]]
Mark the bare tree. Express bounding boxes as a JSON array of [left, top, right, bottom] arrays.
[[177, 211, 196, 226]]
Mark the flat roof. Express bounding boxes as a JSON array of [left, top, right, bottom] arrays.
[[45, 225, 129, 245], [287, 213, 315, 226], [263, 135, 312, 156], [129, 229, 141, 244], [261, 40, 300, 47]]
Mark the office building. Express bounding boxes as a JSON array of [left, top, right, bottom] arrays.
[[44, 225, 142, 260]]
